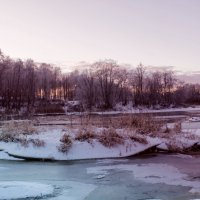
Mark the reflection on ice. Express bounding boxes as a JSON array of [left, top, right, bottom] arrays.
[[50, 181, 97, 200], [87, 163, 200, 194]]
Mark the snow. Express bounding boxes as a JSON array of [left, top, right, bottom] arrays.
[[0, 127, 161, 161], [91, 106, 200, 115], [51, 181, 97, 200], [170, 153, 193, 159], [157, 142, 168, 150], [182, 122, 200, 130], [62, 105, 200, 116], [0, 151, 23, 161], [0, 137, 160, 161], [0, 181, 54, 199], [87, 163, 200, 194], [0, 166, 8, 170], [189, 117, 200, 122]]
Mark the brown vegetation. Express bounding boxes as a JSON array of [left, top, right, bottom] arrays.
[[75, 127, 96, 143], [58, 133, 72, 153], [128, 133, 148, 144], [119, 115, 163, 134], [2, 120, 37, 135], [0, 120, 45, 147], [98, 128, 124, 148]]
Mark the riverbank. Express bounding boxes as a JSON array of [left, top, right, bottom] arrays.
[[0, 115, 200, 161]]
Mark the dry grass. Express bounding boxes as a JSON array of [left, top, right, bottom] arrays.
[[132, 115, 163, 134], [28, 138, 45, 147], [166, 139, 184, 152], [123, 129, 148, 144], [2, 120, 37, 135], [0, 121, 45, 147], [0, 132, 16, 143], [119, 115, 163, 134], [98, 128, 124, 148], [58, 133, 72, 153], [128, 133, 148, 144], [149, 121, 183, 139], [174, 122, 182, 133], [184, 134, 198, 140], [0, 132, 45, 148], [163, 125, 171, 134], [75, 127, 96, 143]]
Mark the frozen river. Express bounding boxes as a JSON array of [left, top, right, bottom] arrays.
[[0, 154, 200, 200]]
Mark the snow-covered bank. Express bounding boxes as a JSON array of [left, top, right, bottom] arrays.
[[0, 151, 22, 161], [0, 116, 200, 161], [0, 127, 161, 161]]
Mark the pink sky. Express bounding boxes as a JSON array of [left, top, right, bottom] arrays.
[[0, 0, 200, 72]]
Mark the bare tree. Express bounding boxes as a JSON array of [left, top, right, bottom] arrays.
[[132, 63, 146, 105], [162, 70, 176, 105], [94, 60, 119, 109]]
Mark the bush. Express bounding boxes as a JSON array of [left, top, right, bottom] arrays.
[[58, 134, 72, 153], [98, 128, 124, 148]]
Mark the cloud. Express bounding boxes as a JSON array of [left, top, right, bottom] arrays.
[[177, 71, 200, 84]]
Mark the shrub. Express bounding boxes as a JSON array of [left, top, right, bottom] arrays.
[[58, 134, 72, 153], [98, 128, 124, 148]]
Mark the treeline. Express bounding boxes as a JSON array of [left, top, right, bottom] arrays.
[[0, 50, 200, 112]]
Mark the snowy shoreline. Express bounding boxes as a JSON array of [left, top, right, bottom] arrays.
[[0, 125, 199, 161], [1, 110, 200, 161]]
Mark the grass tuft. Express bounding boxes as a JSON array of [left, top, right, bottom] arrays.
[[58, 133, 72, 153], [75, 127, 96, 143], [98, 128, 124, 148]]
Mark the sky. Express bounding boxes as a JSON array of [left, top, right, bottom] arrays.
[[0, 0, 200, 72]]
